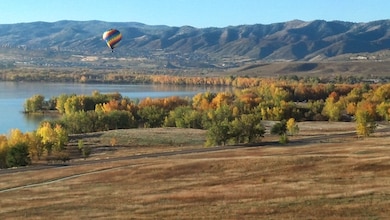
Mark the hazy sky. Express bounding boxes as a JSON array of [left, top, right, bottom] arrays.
[[1, 0, 389, 27]]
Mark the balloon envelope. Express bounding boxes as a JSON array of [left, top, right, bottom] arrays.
[[102, 29, 122, 50]]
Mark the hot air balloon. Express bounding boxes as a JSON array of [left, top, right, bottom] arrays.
[[102, 29, 122, 52]]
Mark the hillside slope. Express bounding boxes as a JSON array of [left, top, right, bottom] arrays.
[[1, 19, 390, 63]]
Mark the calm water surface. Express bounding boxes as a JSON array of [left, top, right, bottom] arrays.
[[0, 82, 223, 135]]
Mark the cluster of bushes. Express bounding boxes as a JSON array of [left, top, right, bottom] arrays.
[[0, 121, 96, 168], [0, 124, 68, 168]]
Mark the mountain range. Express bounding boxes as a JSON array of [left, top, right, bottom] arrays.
[[0, 20, 390, 68]]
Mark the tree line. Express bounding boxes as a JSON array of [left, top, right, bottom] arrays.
[[1, 68, 389, 87], [2, 80, 390, 168]]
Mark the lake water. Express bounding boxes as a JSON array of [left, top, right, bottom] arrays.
[[0, 81, 224, 135]]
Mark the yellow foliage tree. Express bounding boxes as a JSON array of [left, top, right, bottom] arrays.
[[371, 84, 390, 103], [377, 101, 390, 121], [0, 135, 9, 168], [192, 92, 216, 110], [54, 124, 68, 152], [7, 129, 27, 146], [210, 92, 233, 109], [286, 118, 299, 136], [322, 92, 342, 121], [26, 132, 44, 160], [36, 122, 57, 154], [355, 102, 377, 137]]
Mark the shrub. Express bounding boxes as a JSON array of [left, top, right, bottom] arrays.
[[6, 143, 31, 167]]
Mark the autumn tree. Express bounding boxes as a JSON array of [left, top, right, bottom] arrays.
[[369, 84, 390, 121], [7, 129, 27, 147], [355, 101, 377, 137], [36, 122, 59, 154], [210, 92, 234, 109], [377, 101, 390, 121], [346, 102, 357, 116], [55, 94, 71, 114], [0, 135, 9, 168], [371, 84, 390, 103], [96, 99, 120, 113], [24, 94, 45, 113], [345, 86, 365, 103], [161, 96, 189, 111], [26, 132, 44, 160], [53, 124, 68, 152], [293, 83, 310, 102], [64, 95, 84, 115], [286, 118, 299, 136], [322, 92, 343, 121], [192, 92, 216, 110], [0, 130, 32, 168], [355, 110, 377, 137], [258, 83, 291, 104]]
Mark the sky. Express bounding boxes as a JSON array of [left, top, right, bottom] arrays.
[[1, 0, 389, 27]]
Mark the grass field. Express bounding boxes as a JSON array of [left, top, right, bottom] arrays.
[[1, 122, 390, 219], [221, 60, 390, 78]]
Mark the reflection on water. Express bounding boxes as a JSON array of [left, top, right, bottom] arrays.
[[0, 81, 228, 134], [23, 113, 60, 127]]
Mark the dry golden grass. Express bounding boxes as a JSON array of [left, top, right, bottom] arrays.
[[1, 123, 390, 219], [221, 60, 390, 78]]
